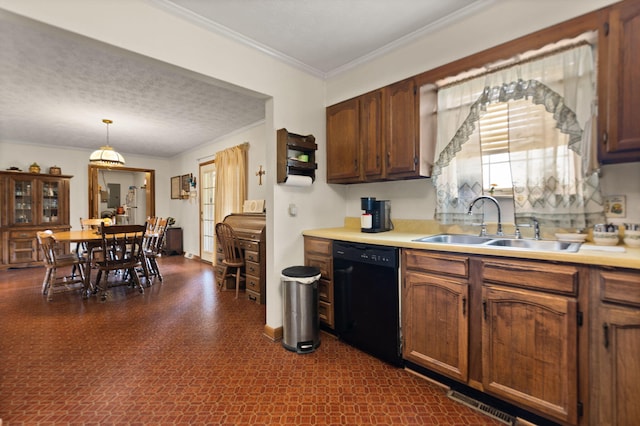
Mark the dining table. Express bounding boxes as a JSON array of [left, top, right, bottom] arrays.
[[52, 228, 157, 296]]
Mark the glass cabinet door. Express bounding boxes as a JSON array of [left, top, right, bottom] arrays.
[[13, 178, 34, 225], [41, 180, 61, 224]]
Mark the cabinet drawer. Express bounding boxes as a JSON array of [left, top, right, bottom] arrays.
[[10, 230, 36, 239], [404, 249, 469, 278], [245, 250, 259, 263], [245, 260, 261, 277], [319, 300, 334, 328], [305, 253, 332, 280], [599, 269, 640, 308], [246, 275, 260, 293], [238, 240, 259, 252], [481, 258, 579, 296], [246, 290, 261, 304], [304, 237, 332, 255], [318, 278, 333, 303]]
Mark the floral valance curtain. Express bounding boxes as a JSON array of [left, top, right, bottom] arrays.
[[432, 40, 605, 229], [214, 143, 248, 226]]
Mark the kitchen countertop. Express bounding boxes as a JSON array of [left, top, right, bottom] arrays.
[[303, 218, 640, 270]]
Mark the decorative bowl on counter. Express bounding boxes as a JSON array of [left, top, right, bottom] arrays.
[[592, 223, 619, 246], [623, 223, 640, 247]]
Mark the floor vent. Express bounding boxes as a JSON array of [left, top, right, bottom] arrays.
[[447, 390, 517, 425]]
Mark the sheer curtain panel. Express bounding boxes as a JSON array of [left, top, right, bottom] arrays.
[[432, 38, 604, 229]]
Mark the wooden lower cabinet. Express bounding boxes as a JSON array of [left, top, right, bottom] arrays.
[[402, 249, 586, 425], [303, 236, 334, 329], [482, 285, 578, 424], [403, 250, 469, 382], [591, 268, 640, 426]]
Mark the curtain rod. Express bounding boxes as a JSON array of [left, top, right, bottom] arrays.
[[196, 142, 250, 163], [436, 31, 597, 90]]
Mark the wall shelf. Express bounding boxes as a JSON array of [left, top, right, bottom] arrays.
[[277, 128, 317, 183]]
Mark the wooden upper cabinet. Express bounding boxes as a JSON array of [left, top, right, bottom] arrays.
[[360, 90, 384, 180], [384, 78, 420, 178], [326, 78, 430, 183], [326, 98, 361, 183], [599, 0, 640, 163]]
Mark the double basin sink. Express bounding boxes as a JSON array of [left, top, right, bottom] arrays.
[[413, 234, 582, 253]]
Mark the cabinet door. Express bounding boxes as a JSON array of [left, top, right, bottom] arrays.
[[360, 90, 384, 180], [326, 98, 361, 183], [482, 285, 578, 425], [9, 176, 36, 225], [403, 271, 469, 382], [384, 78, 419, 178], [596, 307, 640, 426], [40, 178, 65, 226], [599, 0, 640, 163], [9, 231, 38, 264]]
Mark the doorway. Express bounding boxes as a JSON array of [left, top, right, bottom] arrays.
[[200, 160, 216, 263]]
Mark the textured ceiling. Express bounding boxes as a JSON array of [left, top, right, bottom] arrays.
[[0, 1, 487, 159], [0, 9, 267, 159]]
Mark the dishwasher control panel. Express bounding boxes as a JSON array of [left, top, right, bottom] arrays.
[[333, 241, 398, 268]]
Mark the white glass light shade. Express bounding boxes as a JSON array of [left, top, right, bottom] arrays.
[[89, 145, 125, 166]]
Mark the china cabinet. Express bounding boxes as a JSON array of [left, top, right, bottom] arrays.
[[0, 171, 72, 269]]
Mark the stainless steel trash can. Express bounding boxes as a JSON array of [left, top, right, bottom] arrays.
[[281, 266, 321, 354]]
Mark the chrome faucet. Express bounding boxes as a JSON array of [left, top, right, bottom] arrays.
[[468, 195, 503, 236], [515, 216, 541, 240], [532, 217, 541, 240]]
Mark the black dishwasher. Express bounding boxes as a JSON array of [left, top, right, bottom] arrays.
[[333, 241, 402, 367]]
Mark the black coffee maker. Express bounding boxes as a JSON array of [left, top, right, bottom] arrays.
[[361, 197, 392, 233]]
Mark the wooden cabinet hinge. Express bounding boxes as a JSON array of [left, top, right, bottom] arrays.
[[604, 21, 609, 37], [577, 311, 583, 327], [578, 401, 584, 417], [602, 131, 608, 145]]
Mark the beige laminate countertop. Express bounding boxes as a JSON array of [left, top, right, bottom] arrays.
[[303, 219, 640, 270]]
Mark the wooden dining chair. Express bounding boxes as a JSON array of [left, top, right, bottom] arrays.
[[37, 230, 88, 301], [93, 223, 147, 301], [143, 218, 168, 282], [215, 222, 245, 298]]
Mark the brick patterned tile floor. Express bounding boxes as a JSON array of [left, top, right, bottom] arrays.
[[0, 256, 502, 425]]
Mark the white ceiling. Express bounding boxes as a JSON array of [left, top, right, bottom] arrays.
[[0, 1, 487, 159]]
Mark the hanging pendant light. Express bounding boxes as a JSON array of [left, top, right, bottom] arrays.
[[89, 119, 125, 166]]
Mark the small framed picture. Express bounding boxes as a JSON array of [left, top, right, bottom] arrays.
[[604, 195, 626, 219], [170, 176, 181, 199]]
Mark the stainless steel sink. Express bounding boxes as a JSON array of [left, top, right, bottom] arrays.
[[485, 238, 581, 252], [413, 234, 582, 253], [413, 234, 494, 245]]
